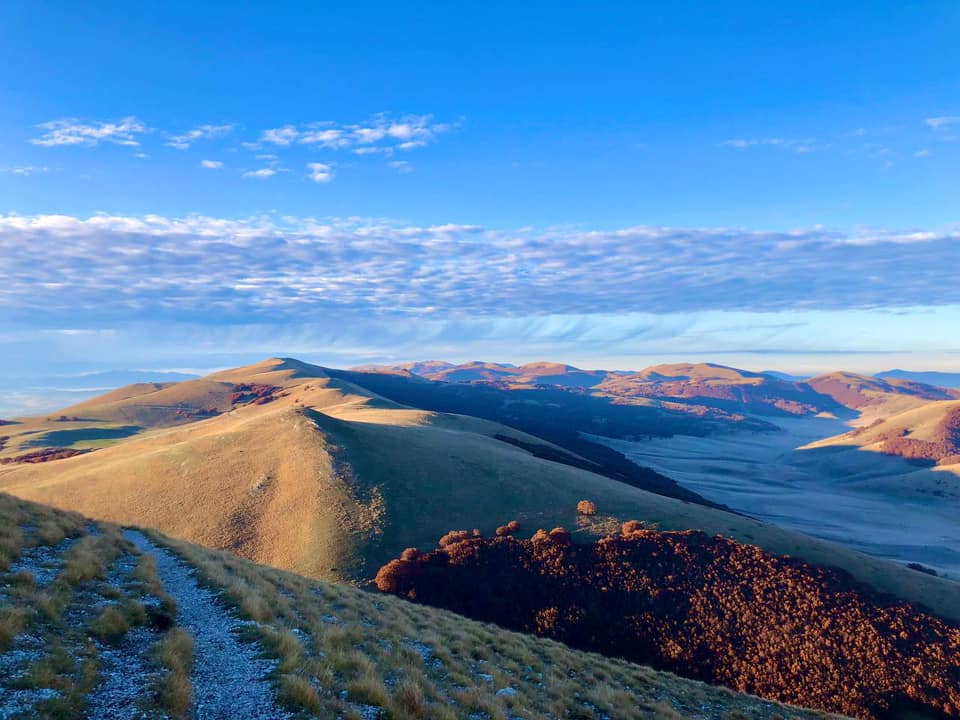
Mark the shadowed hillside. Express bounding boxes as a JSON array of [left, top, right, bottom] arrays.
[[0, 493, 847, 720], [377, 522, 960, 720]]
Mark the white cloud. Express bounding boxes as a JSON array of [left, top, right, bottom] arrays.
[[260, 125, 299, 146], [353, 146, 392, 156], [261, 114, 451, 153], [200, 160, 224, 169], [1, 214, 958, 325], [721, 137, 815, 153], [241, 168, 277, 178], [306, 162, 334, 183], [299, 127, 349, 149], [924, 116, 960, 130], [166, 124, 233, 149], [0, 166, 49, 176], [914, 149, 931, 158], [31, 117, 148, 147], [388, 160, 412, 174]]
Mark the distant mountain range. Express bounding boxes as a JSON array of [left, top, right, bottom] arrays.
[[355, 359, 960, 421], [876, 369, 960, 388]]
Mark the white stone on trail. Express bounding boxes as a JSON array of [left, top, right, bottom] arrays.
[[123, 530, 291, 720]]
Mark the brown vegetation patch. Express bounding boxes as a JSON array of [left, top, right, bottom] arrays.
[[376, 525, 960, 720], [577, 499, 598, 516], [229, 383, 284, 406], [0, 447, 91, 464]]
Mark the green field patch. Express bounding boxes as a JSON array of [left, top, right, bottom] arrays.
[[26, 426, 142, 449]]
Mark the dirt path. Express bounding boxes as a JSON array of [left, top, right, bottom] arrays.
[[122, 529, 290, 720]]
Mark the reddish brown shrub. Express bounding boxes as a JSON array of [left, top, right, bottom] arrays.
[[577, 499, 598, 516], [496, 520, 521, 537], [548, 527, 572, 547], [400, 548, 421, 561], [437, 530, 473, 548], [530, 529, 551, 544], [0, 448, 91, 465], [374, 559, 421, 597], [621, 520, 645, 536], [229, 383, 282, 406], [377, 524, 960, 720]]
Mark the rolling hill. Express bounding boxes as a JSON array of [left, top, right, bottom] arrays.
[[2, 357, 958, 626]]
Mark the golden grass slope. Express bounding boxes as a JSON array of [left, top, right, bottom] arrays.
[[1, 358, 958, 625]]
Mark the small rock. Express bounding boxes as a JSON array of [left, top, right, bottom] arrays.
[[496, 687, 518, 698]]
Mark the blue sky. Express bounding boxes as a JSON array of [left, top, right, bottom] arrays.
[[1, 2, 958, 413]]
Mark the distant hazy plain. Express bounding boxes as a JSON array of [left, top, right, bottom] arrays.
[[602, 417, 960, 579]]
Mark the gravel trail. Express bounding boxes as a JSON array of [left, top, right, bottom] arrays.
[[122, 529, 290, 720]]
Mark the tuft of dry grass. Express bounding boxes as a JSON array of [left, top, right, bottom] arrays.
[[88, 605, 130, 642], [61, 534, 114, 585], [155, 627, 194, 717], [391, 678, 426, 716], [0, 606, 29, 650], [347, 670, 391, 708], [278, 673, 321, 712], [88, 599, 147, 644], [35, 519, 69, 546]]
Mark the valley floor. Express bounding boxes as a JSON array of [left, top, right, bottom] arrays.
[[599, 416, 960, 579]]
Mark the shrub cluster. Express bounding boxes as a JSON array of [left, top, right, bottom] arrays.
[[576, 499, 598, 516], [495, 520, 521, 537], [376, 524, 960, 720], [229, 383, 283, 406], [0, 448, 90, 465]]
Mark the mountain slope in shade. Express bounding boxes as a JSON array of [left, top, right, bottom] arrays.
[[2, 358, 958, 625]]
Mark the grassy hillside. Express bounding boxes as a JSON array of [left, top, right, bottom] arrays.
[[0, 493, 846, 720], [2, 358, 959, 624]]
